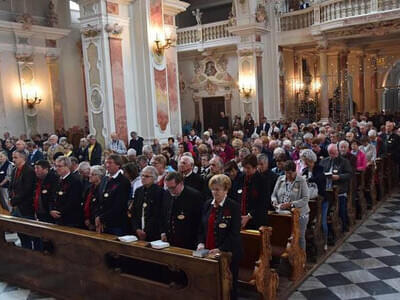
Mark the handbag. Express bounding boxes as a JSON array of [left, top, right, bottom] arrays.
[[307, 182, 319, 199]]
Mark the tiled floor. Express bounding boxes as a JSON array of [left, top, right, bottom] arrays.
[[290, 192, 400, 300]]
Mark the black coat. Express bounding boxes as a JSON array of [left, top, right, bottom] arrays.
[[96, 172, 131, 230], [261, 170, 279, 210], [28, 150, 44, 167], [50, 172, 83, 227], [83, 142, 102, 166], [241, 171, 269, 229], [184, 172, 204, 194], [83, 180, 105, 227], [302, 165, 326, 199], [256, 122, 270, 135], [9, 163, 36, 217], [131, 184, 166, 241], [74, 147, 86, 162], [35, 169, 59, 222], [319, 156, 352, 194], [129, 137, 144, 155], [228, 172, 244, 204], [198, 197, 243, 259], [163, 186, 203, 250]]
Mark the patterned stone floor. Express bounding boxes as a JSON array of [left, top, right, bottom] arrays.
[[290, 191, 400, 300]]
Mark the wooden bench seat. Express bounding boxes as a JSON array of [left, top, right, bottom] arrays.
[[0, 215, 231, 300], [306, 197, 323, 261], [355, 171, 367, 219], [239, 227, 279, 300], [325, 187, 341, 244], [267, 208, 306, 282]]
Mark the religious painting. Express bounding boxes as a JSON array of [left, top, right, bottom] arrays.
[[166, 49, 180, 133], [154, 69, 169, 131], [205, 61, 217, 77]]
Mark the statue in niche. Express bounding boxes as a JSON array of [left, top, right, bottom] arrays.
[[255, 4, 267, 23], [16, 13, 34, 30], [47, 0, 58, 27], [205, 61, 217, 77], [192, 9, 203, 25]]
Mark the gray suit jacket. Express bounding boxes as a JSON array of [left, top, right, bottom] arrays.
[[271, 175, 310, 216]]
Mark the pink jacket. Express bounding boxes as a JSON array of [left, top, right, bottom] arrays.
[[354, 150, 367, 171]]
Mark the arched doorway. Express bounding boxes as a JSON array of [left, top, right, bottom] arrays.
[[382, 61, 400, 113]]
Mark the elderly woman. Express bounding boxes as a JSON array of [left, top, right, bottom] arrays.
[[197, 174, 242, 300], [300, 149, 328, 249], [271, 160, 310, 250], [83, 165, 106, 230], [0, 151, 13, 212], [351, 140, 367, 171], [150, 155, 168, 187], [359, 136, 376, 165], [130, 166, 166, 241], [75, 138, 89, 162]]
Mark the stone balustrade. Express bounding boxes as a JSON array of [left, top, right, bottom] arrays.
[[177, 20, 233, 46], [279, 0, 400, 31]]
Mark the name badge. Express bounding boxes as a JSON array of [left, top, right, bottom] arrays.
[[143, 202, 147, 208], [104, 193, 109, 198], [58, 191, 63, 196], [92, 198, 96, 202], [177, 214, 185, 220], [42, 189, 48, 194], [0, 171, 4, 174], [333, 170, 338, 174], [237, 189, 242, 194], [219, 223, 227, 229], [388, 140, 392, 144]]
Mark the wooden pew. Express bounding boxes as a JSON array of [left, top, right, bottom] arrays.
[[306, 197, 324, 262], [267, 208, 306, 282], [239, 227, 279, 300], [375, 158, 385, 201], [355, 171, 367, 219], [383, 156, 392, 195], [0, 215, 231, 300], [364, 164, 377, 208], [347, 177, 356, 227], [325, 186, 341, 244]]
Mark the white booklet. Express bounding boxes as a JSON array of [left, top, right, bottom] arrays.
[[150, 240, 170, 249], [117, 235, 138, 243]]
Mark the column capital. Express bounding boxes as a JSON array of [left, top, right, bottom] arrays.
[[163, 0, 189, 16]]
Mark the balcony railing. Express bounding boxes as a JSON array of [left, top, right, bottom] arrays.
[[279, 0, 400, 31], [177, 20, 234, 46]]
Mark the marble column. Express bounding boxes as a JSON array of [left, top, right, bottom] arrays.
[[358, 53, 365, 113], [370, 54, 378, 112], [319, 50, 329, 122], [47, 55, 65, 131]]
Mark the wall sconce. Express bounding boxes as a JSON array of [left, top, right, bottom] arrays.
[[240, 86, 253, 98], [311, 79, 321, 93], [23, 85, 42, 109], [153, 29, 174, 56]]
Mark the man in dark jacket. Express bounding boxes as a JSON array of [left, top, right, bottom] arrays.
[[50, 156, 83, 228], [257, 153, 278, 211], [163, 172, 203, 250], [27, 141, 44, 167], [9, 150, 36, 249], [320, 144, 352, 232], [83, 134, 102, 166], [240, 154, 269, 230], [224, 160, 244, 204], [95, 154, 131, 236], [179, 156, 204, 193], [129, 131, 144, 155], [33, 160, 58, 223]]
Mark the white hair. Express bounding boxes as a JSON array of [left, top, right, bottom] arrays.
[[142, 166, 158, 181], [127, 148, 137, 156], [180, 155, 194, 166], [339, 140, 349, 148], [273, 147, 285, 157], [368, 129, 377, 137], [303, 133, 314, 140], [78, 161, 91, 172], [142, 145, 153, 154], [283, 139, 292, 147], [300, 149, 317, 163]]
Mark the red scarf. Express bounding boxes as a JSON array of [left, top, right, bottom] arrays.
[[206, 206, 217, 250], [33, 179, 42, 213], [241, 175, 250, 215], [84, 187, 95, 220]]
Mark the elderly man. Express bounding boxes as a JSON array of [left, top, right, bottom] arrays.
[[178, 155, 204, 193], [47, 135, 64, 165], [95, 154, 131, 236], [50, 156, 83, 228], [320, 144, 352, 232], [109, 132, 127, 155], [162, 172, 203, 250], [9, 150, 36, 249], [127, 148, 137, 162], [83, 134, 102, 166]]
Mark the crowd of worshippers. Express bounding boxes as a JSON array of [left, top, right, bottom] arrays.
[[0, 114, 400, 298]]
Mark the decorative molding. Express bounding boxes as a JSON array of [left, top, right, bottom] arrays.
[[81, 24, 102, 38], [163, 0, 190, 16], [228, 23, 270, 36], [0, 20, 70, 40], [104, 23, 123, 37]]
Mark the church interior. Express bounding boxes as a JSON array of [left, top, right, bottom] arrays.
[[0, 0, 400, 299]]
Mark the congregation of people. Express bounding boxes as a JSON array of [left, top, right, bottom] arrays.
[[1, 112, 400, 299]]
